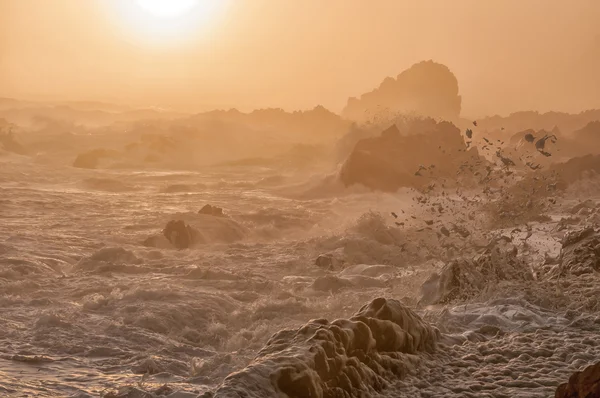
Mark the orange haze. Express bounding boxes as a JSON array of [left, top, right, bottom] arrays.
[[1, 0, 599, 117]]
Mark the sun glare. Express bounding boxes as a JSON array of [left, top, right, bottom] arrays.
[[136, 0, 199, 19], [112, 0, 227, 46]]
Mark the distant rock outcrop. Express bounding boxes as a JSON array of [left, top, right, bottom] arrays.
[[213, 297, 439, 398], [343, 61, 462, 121], [198, 204, 226, 218], [550, 155, 600, 189], [0, 129, 28, 155], [192, 105, 349, 141], [73, 149, 119, 169], [339, 120, 484, 191], [476, 109, 600, 136], [571, 121, 600, 154]]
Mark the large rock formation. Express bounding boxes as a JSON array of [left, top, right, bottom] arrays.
[[339, 120, 483, 192], [213, 297, 439, 398], [343, 61, 462, 122], [555, 361, 600, 398]]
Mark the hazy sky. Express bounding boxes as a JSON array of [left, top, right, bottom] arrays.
[[1, 0, 599, 117]]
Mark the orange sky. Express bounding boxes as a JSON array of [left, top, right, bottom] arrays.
[[1, 0, 599, 117]]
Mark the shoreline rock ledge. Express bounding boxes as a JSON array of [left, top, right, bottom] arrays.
[[211, 297, 440, 398]]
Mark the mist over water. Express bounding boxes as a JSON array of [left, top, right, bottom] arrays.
[[3, 94, 600, 397]]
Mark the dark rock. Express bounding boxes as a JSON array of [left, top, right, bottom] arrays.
[[154, 384, 174, 396], [524, 133, 535, 143], [315, 253, 344, 271], [535, 134, 556, 151], [199, 204, 226, 217], [163, 220, 196, 249], [213, 298, 439, 398], [339, 120, 485, 192], [555, 361, 600, 398]]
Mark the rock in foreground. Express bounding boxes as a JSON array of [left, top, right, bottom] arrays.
[[213, 297, 439, 398], [555, 361, 600, 398]]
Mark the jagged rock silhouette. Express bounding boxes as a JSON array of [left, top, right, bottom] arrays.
[[339, 120, 484, 191], [343, 60, 462, 121]]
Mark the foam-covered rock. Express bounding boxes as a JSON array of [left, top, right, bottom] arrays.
[[213, 297, 439, 397], [420, 259, 485, 305], [339, 264, 396, 278], [555, 361, 600, 398], [192, 215, 247, 244], [146, 215, 247, 249], [559, 227, 600, 276], [420, 241, 532, 304]]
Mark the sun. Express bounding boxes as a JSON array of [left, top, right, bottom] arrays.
[[112, 0, 228, 46], [135, 0, 200, 18]]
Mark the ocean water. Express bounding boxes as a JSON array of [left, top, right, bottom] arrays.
[[1, 155, 599, 397]]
